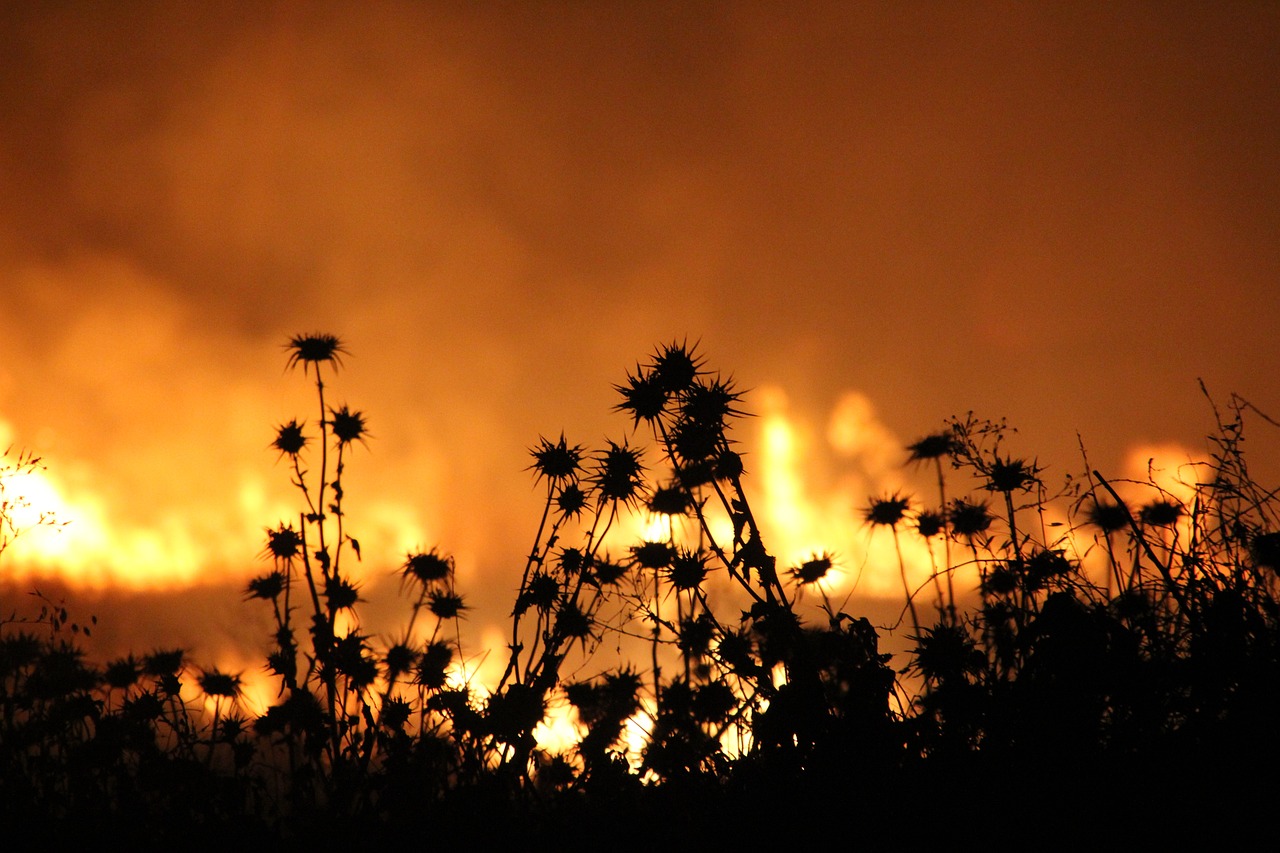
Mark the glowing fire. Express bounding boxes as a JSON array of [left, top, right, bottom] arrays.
[[0, 377, 1215, 728]]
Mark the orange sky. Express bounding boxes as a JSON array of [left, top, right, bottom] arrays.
[[1, 2, 1278, 679]]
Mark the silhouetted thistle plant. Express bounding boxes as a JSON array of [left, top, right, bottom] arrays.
[[248, 333, 480, 816], [908, 430, 960, 619], [490, 340, 900, 787], [865, 493, 920, 635], [8, 334, 1280, 841]]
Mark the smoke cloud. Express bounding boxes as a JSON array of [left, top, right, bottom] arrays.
[[1, 2, 1277, 664]]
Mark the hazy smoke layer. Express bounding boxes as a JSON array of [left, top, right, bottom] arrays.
[[0, 3, 1277, 665]]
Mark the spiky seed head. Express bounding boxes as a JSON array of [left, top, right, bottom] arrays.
[[648, 484, 692, 516], [416, 641, 454, 689], [324, 576, 361, 611], [949, 499, 993, 536], [590, 557, 628, 586], [382, 696, 413, 729], [143, 648, 186, 677], [915, 510, 945, 539], [246, 570, 286, 601], [677, 614, 716, 657], [104, 655, 142, 690], [1026, 549, 1073, 586], [714, 450, 744, 481], [272, 420, 308, 457], [667, 548, 707, 591], [911, 623, 984, 681], [265, 525, 302, 561], [1139, 500, 1183, 526], [791, 552, 834, 585], [428, 591, 467, 619], [631, 540, 676, 570], [403, 549, 452, 586], [650, 340, 703, 393], [524, 572, 561, 612], [615, 368, 669, 425], [529, 434, 584, 484], [680, 377, 744, 428], [555, 603, 592, 639], [328, 405, 369, 446], [987, 456, 1039, 493], [1252, 531, 1280, 571], [982, 563, 1019, 596], [691, 681, 736, 724], [593, 440, 645, 505], [198, 667, 242, 699], [1086, 500, 1129, 533], [285, 333, 346, 374], [556, 483, 587, 517], [906, 431, 959, 463], [865, 494, 911, 528], [559, 547, 585, 574]]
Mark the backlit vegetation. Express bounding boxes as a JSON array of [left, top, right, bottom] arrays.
[[3, 335, 1278, 842]]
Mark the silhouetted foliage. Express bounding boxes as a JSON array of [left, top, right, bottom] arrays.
[[3, 337, 1279, 842]]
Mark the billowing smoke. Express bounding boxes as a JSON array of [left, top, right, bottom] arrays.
[[0, 3, 1277, 673]]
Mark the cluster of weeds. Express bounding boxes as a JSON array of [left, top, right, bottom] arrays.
[[900, 394, 1280, 814], [0, 448, 263, 840], [498, 341, 900, 798], [0, 590, 266, 841], [4, 334, 1280, 839]]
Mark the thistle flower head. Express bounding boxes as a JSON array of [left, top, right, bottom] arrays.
[[648, 483, 692, 516], [910, 623, 984, 681], [986, 456, 1040, 493], [650, 339, 703, 394], [558, 547, 585, 574], [328, 405, 369, 447], [906, 431, 959, 463], [949, 498, 993, 537], [272, 419, 308, 457], [245, 570, 286, 601], [428, 591, 467, 620], [593, 440, 645, 505], [402, 548, 452, 588], [791, 552, 835, 585], [588, 556, 628, 586], [529, 433, 584, 484], [522, 572, 562, 613], [1085, 500, 1129, 533], [383, 641, 418, 678], [1252, 531, 1280, 572], [555, 603, 592, 640], [714, 450, 745, 481], [324, 575, 362, 611], [615, 367, 669, 426], [865, 493, 911, 528], [669, 416, 723, 463], [555, 483, 587, 518], [198, 667, 243, 699], [416, 641, 454, 689], [680, 376, 745, 428], [1139, 499, 1183, 526], [143, 648, 186, 677], [915, 510, 945, 539], [631, 540, 676, 570], [285, 333, 346, 375], [104, 655, 142, 690], [667, 548, 708, 591], [264, 525, 303, 562]]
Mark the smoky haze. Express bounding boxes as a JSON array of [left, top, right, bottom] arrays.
[[1, 2, 1278, 668]]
